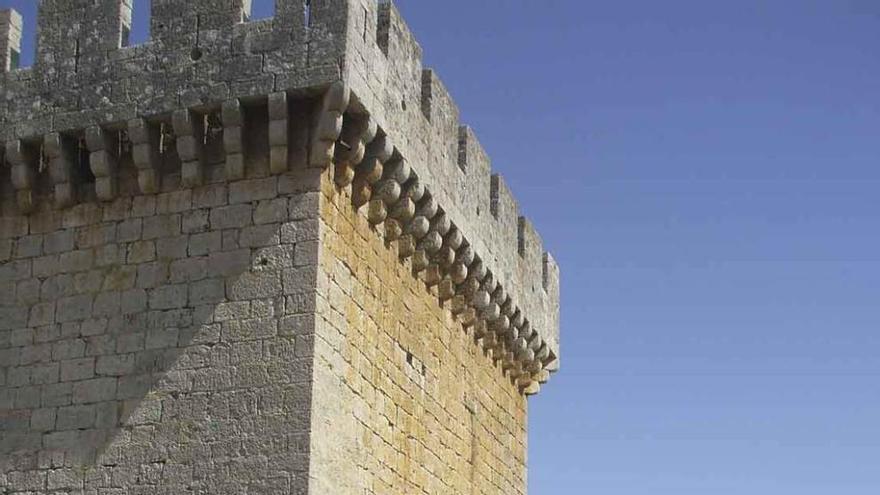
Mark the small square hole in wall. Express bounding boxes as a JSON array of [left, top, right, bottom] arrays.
[[250, 0, 276, 20]]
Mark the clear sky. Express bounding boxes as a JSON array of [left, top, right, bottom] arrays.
[[4, 1, 880, 494]]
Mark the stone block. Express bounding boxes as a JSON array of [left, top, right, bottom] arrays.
[[280, 219, 320, 244], [131, 196, 157, 218], [210, 204, 253, 230], [145, 328, 180, 350], [85, 335, 116, 357], [128, 240, 156, 263], [208, 249, 251, 277], [93, 291, 122, 316], [190, 278, 226, 305], [289, 192, 319, 220], [30, 407, 57, 432], [222, 318, 278, 342], [189, 231, 223, 256], [52, 338, 86, 361], [227, 271, 283, 301], [170, 257, 208, 283], [278, 314, 315, 337], [282, 265, 320, 295], [117, 218, 143, 242], [149, 284, 188, 310], [239, 224, 281, 248], [15, 385, 41, 408], [96, 354, 135, 376], [0, 239, 10, 262], [28, 302, 56, 327], [156, 190, 193, 214], [193, 184, 228, 209], [14, 234, 43, 258], [60, 358, 95, 382], [137, 262, 170, 289], [20, 343, 52, 365], [76, 224, 115, 248], [143, 214, 181, 240], [229, 177, 278, 204], [182, 209, 210, 234], [47, 468, 82, 490], [56, 404, 96, 430], [254, 198, 289, 225], [157, 236, 189, 260], [72, 377, 117, 404], [58, 249, 94, 273], [57, 295, 94, 322], [42, 382, 73, 407]]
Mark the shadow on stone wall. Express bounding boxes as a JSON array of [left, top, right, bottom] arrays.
[[0, 120, 322, 493]]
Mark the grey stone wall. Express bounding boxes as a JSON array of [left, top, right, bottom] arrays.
[[1, 1, 561, 492], [0, 1, 558, 373], [1, 141, 323, 492]]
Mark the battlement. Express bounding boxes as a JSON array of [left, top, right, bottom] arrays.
[[0, 0, 559, 392]]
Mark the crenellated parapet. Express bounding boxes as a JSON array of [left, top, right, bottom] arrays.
[[342, 1, 561, 387], [0, 0, 559, 394], [0, 0, 350, 145]]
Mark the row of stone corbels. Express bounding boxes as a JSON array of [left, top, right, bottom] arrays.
[[320, 82, 554, 395], [4, 123, 139, 212], [0, 81, 554, 393], [4, 122, 160, 213], [1, 91, 304, 213]]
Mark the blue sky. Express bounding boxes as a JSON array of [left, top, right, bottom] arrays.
[[4, 1, 880, 493]]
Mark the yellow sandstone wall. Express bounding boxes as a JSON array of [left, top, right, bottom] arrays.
[[309, 169, 528, 494]]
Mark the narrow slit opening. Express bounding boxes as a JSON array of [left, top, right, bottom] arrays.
[[377, 3, 391, 55], [9, 48, 19, 70], [362, 7, 368, 42], [517, 217, 526, 258], [542, 253, 551, 291], [157, 120, 182, 178], [190, 14, 203, 61], [420, 70, 432, 121], [244, 101, 270, 175], [32, 142, 52, 199], [304, 0, 311, 28], [73, 40, 81, 73], [490, 175, 501, 219], [76, 138, 96, 185], [457, 127, 468, 172], [202, 110, 226, 167]]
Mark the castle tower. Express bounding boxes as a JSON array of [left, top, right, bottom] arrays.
[[0, 2, 560, 493]]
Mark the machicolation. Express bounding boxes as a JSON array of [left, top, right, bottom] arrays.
[[0, 1, 560, 493]]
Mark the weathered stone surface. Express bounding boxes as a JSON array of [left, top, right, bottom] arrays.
[[0, 2, 559, 494]]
